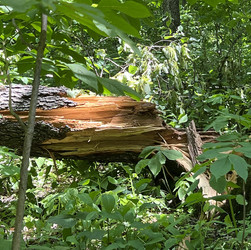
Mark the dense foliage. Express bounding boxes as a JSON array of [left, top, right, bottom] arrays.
[[0, 0, 251, 249]]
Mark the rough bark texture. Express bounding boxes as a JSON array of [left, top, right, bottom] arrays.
[[0, 84, 217, 162], [163, 0, 180, 32], [0, 84, 219, 198]]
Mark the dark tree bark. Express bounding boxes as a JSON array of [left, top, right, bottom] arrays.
[[163, 0, 181, 33]]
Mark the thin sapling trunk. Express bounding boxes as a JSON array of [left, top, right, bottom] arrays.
[[11, 13, 48, 250]]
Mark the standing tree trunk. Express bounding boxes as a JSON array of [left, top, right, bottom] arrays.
[[163, 0, 181, 33], [11, 13, 47, 250]]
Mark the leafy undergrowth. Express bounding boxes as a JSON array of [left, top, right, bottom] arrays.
[[1, 147, 251, 250]]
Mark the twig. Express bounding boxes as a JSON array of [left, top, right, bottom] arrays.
[[12, 18, 36, 50], [2, 42, 26, 131]]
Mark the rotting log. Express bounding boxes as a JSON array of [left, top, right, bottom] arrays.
[[0, 84, 218, 197]]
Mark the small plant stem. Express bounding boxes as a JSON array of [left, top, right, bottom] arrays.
[[11, 13, 47, 250], [228, 196, 238, 236], [240, 181, 246, 250], [130, 175, 136, 196]]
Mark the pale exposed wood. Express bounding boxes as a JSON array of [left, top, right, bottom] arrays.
[[0, 84, 220, 198]]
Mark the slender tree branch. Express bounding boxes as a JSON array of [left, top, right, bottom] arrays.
[[2, 42, 26, 131], [12, 18, 36, 50], [11, 13, 47, 250]]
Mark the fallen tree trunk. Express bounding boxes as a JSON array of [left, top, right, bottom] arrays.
[[0, 84, 218, 197]]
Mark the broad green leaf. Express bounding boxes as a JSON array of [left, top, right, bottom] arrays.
[[0, 0, 37, 12], [229, 154, 248, 181], [193, 166, 207, 178], [148, 152, 164, 177], [97, 77, 141, 100], [124, 210, 135, 223], [135, 178, 151, 191], [135, 159, 150, 174], [209, 175, 226, 193], [78, 193, 93, 206], [65, 63, 99, 91], [127, 240, 144, 250], [184, 192, 205, 205], [165, 238, 177, 249], [236, 194, 247, 205], [128, 65, 138, 75], [108, 176, 118, 185], [178, 114, 188, 124], [161, 149, 183, 160], [204, 0, 226, 8], [35, 157, 45, 168], [208, 194, 235, 202], [101, 194, 115, 213], [198, 147, 233, 161], [139, 146, 161, 159], [216, 133, 240, 142], [0, 165, 20, 177], [79, 179, 90, 186], [47, 214, 77, 228], [210, 156, 231, 180], [187, 179, 199, 193], [98, 0, 151, 18], [235, 145, 251, 158], [186, 0, 199, 4], [81, 229, 105, 240]]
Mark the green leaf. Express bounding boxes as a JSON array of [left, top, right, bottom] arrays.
[[0, 165, 20, 177], [48, 214, 77, 228], [0, 239, 12, 250], [236, 194, 247, 205], [0, 0, 37, 12], [198, 147, 234, 161], [139, 146, 161, 158], [128, 65, 138, 74], [229, 154, 248, 181], [193, 166, 207, 178], [81, 229, 105, 240], [65, 63, 99, 91], [204, 0, 226, 8], [78, 193, 93, 206], [165, 238, 177, 249], [135, 159, 150, 174], [108, 176, 118, 185], [209, 175, 226, 193], [101, 194, 115, 213], [210, 156, 231, 180], [208, 194, 235, 202], [97, 77, 141, 100], [184, 192, 205, 205], [127, 240, 145, 250], [148, 152, 164, 177], [235, 145, 251, 158], [186, 0, 199, 4], [187, 179, 199, 193], [178, 114, 188, 124], [161, 149, 183, 160], [98, 0, 151, 18]]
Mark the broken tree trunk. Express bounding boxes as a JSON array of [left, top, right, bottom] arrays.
[[0, 84, 218, 197]]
